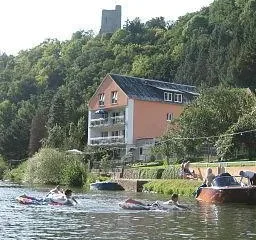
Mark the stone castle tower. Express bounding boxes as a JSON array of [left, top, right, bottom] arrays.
[[99, 5, 121, 34]]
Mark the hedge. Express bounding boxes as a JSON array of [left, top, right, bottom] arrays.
[[143, 179, 201, 196]]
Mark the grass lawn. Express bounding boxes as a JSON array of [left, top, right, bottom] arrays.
[[143, 179, 201, 197]]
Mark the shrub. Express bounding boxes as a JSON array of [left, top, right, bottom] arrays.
[[161, 166, 180, 179], [143, 179, 200, 196], [0, 156, 8, 179], [24, 148, 66, 184], [86, 172, 110, 184], [24, 148, 87, 186], [61, 156, 87, 187], [3, 161, 28, 183], [138, 168, 164, 179]]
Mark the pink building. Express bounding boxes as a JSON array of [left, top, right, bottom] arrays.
[[88, 74, 198, 161]]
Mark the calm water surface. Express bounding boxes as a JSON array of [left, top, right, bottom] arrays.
[[1, 181, 256, 240]]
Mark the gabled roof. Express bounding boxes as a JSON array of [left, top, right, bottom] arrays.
[[109, 74, 198, 102]]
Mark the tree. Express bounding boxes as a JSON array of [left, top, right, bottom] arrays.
[[28, 110, 47, 156], [216, 108, 256, 160], [178, 87, 255, 156], [145, 17, 167, 29], [152, 122, 185, 163]]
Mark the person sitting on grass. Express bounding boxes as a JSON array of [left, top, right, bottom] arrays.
[[181, 161, 198, 179]]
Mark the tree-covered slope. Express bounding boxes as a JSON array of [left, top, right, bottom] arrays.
[[0, 0, 256, 160]]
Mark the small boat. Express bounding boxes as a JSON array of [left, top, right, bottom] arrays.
[[90, 181, 124, 191], [196, 175, 256, 204]]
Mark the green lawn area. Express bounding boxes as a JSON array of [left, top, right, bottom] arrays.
[[143, 179, 201, 197], [133, 160, 256, 169]]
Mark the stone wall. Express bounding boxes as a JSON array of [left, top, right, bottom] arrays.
[[99, 5, 121, 34], [115, 179, 148, 192], [109, 163, 256, 192], [191, 164, 256, 179]]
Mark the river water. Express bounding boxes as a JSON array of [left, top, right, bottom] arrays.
[[1, 181, 256, 240]]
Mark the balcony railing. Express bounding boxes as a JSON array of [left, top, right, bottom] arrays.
[[90, 135, 125, 145], [90, 115, 125, 127], [110, 115, 125, 124], [90, 118, 108, 127]]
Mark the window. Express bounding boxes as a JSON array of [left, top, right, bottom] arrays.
[[167, 113, 173, 121], [102, 112, 108, 120], [174, 93, 182, 103], [101, 132, 108, 137], [99, 93, 105, 106], [112, 112, 120, 124], [164, 92, 172, 102], [139, 147, 143, 155], [113, 149, 121, 158], [111, 91, 118, 104], [112, 131, 119, 137]]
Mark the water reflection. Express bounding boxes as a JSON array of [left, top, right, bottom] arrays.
[[0, 182, 256, 239], [196, 201, 256, 239]]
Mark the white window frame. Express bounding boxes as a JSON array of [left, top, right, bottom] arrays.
[[111, 91, 118, 104], [112, 112, 120, 124], [167, 113, 173, 121], [174, 93, 182, 103], [164, 92, 172, 102], [99, 93, 105, 106]]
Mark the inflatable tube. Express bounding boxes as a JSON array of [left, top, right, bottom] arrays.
[[16, 195, 46, 205], [44, 193, 67, 204], [119, 202, 150, 210], [119, 199, 165, 211], [119, 199, 187, 211], [16, 194, 76, 206]]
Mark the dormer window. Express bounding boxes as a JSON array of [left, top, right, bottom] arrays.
[[111, 91, 118, 104], [174, 93, 182, 103], [167, 113, 174, 121], [164, 92, 172, 102], [99, 93, 105, 106]]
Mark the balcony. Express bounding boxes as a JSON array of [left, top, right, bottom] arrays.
[[90, 115, 125, 128], [90, 118, 108, 127], [90, 135, 125, 145], [110, 115, 125, 125]]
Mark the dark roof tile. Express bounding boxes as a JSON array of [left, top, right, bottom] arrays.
[[109, 74, 198, 102]]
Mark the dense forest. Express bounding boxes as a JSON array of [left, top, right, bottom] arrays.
[[1, 0, 256, 161]]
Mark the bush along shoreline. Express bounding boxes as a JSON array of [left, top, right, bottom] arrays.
[[3, 148, 88, 188], [143, 179, 201, 197]]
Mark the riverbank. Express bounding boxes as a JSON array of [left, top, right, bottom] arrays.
[[143, 179, 200, 197], [112, 161, 256, 196]]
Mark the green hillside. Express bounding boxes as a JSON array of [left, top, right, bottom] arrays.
[[1, 0, 256, 161]]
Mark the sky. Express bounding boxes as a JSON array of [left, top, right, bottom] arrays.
[[0, 0, 214, 55]]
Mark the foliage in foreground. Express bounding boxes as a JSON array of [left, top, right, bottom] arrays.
[[0, 156, 8, 179], [124, 165, 181, 179], [143, 179, 200, 196], [86, 172, 110, 184], [24, 148, 87, 187], [3, 161, 28, 182]]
